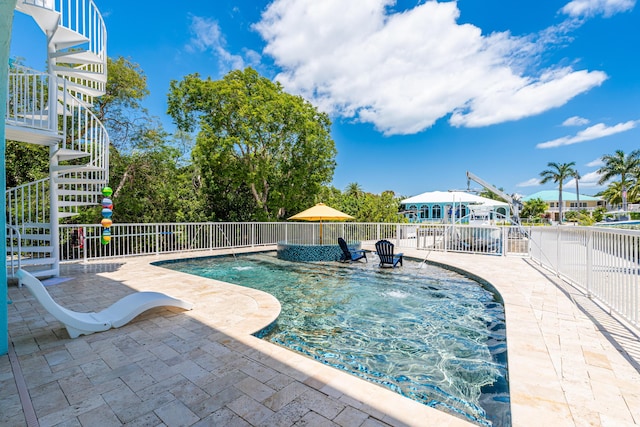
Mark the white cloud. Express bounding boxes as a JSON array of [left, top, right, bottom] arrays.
[[536, 120, 638, 148], [516, 178, 542, 187], [254, 0, 608, 135], [561, 0, 636, 18], [186, 16, 247, 70], [573, 170, 604, 188], [586, 158, 604, 167], [562, 116, 590, 126]]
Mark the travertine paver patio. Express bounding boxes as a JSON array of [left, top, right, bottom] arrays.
[[2, 246, 639, 426]]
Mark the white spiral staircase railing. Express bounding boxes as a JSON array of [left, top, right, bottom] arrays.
[[5, 0, 109, 278]]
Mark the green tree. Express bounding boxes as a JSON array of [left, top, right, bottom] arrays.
[[341, 182, 365, 218], [95, 57, 150, 152], [597, 149, 640, 210], [72, 56, 201, 223], [167, 68, 337, 221], [315, 186, 343, 209], [629, 166, 640, 204], [5, 140, 48, 188], [539, 161, 576, 224], [521, 198, 548, 222], [598, 181, 624, 207], [71, 127, 203, 224], [360, 190, 407, 223]]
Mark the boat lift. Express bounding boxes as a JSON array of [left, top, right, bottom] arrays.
[[466, 171, 523, 225]]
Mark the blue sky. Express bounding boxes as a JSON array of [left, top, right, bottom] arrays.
[[10, 0, 640, 198]]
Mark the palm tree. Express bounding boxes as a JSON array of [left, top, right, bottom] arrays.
[[573, 170, 581, 211], [345, 182, 363, 198], [630, 166, 640, 204], [597, 149, 640, 211], [540, 161, 576, 224], [598, 181, 624, 206]]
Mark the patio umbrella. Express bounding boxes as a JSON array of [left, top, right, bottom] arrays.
[[288, 203, 354, 244]]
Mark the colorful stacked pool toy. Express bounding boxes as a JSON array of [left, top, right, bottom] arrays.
[[100, 187, 113, 245]]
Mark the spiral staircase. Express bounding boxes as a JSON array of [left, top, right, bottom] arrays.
[[5, 0, 109, 278]]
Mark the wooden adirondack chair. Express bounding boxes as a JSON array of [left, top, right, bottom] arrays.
[[375, 240, 403, 268], [338, 237, 367, 262]]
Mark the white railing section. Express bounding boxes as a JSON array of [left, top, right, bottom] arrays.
[[57, 0, 106, 62], [6, 226, 23, 278], [6, 66, 50, 131], [6, 69, 109, 218], [58, 78, 109, 174], [6, 178, 50, 227], [57, 222, 534, 262], [414, 223, 530, 256], [530, 226, 639, 329], [20, 0, 107, 65], [7, 67, 109, 174]]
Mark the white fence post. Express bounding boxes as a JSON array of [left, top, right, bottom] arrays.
[[155, 224, 160, 256], [586, 228, 593, 298]]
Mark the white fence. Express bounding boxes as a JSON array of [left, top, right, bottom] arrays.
[[53, 222, 639, 330], [57, 222, 531, 261], [530, 226, 639, 329]]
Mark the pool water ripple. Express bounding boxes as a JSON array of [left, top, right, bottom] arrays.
[[160, 252, 510, 426]]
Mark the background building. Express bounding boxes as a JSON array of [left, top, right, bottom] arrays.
[[522, 190, 604, 222], [400, 191, 510, 224]]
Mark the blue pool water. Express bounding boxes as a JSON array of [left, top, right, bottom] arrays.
[[158, 252, 510, 426]]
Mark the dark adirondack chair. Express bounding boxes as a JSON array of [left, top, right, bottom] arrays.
[[375, 239, 403, 268], [338, 237, 367, 263]]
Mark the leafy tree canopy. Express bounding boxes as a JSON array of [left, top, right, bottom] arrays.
[[521, 197, 547, 220], [95, 57, 151, 152], [315, 184, 407, 223], [597, 149, 640, 207], [167, 68, 337, 221]]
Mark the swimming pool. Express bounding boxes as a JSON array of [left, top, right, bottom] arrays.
[[158, 252, 510, 426]]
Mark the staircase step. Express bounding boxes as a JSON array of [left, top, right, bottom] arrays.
[[58, 212, 80, 219], [5, 124, 61, 145], [51, 26, 90, 50], [16, 2, 60, 32], [20, 234, 53, 242], [55, 177, 107, 185], [58, 89, 94, 109], [54, 148, 91, 161], [51, 49, 103, 65], [12, 91, 74, 119], [52, 66, 107, 84], [52, 164, 104, 173], [19, 257, 57, 267], [59, 79, 105, 98], [18, 223, 51, 230], [16, 246, 54, 254], [57, 189, 102, 197], [58, 200, 96, 207]]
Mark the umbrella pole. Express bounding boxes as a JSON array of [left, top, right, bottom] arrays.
[[320, 221, 323, 244]]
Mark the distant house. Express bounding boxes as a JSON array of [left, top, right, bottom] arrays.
[[400, 191, 510, 224], [522, 190, 604, 221]]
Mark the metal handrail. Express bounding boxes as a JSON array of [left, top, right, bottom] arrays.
[[6, 225, 22, 278]]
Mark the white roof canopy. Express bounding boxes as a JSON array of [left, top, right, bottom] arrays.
[[401, 191, 509, 207]]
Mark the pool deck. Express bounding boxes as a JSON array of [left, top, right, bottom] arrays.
[[2, 246, 639, 426]]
